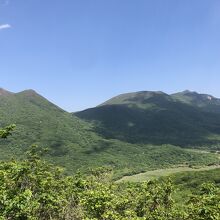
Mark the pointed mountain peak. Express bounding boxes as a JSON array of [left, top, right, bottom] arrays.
[[0, 88, 14, 96], [17, 89, 40, 96], [23, 89, 38, 94]]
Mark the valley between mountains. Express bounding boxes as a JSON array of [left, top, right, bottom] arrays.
[[1, 88, 220, 178]]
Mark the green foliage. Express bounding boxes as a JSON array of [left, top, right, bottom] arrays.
[[186, 183, 220, 220], [1, 152, 220, 220], [76, 91, 220, 147], [0, 145, 72, 220], [0, 141, 219, 219], [163, 167, 220, 207], [1, 89, 220, 219], [1, 91, 218, 178], [170, 168, 220, 192], [0, 148, 180, 219], [0, 124, 16, 139]]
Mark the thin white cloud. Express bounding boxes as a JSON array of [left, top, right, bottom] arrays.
[[0, 24, 11, 30]]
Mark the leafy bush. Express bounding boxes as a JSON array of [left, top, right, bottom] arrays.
[[0, 126, 220, 219]]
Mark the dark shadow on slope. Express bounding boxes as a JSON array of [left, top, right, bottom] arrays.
[[75, 99, 220, 147], [83, 139, 113, 154]]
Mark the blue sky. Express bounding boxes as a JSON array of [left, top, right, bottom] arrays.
[[0, 0, 220, 112]]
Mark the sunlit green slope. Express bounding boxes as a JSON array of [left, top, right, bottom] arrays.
[[0, 88, 219, 177]]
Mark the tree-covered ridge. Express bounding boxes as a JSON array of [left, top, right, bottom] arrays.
[[0, 129, 220, 219], [100, 90, 220, 112], [1, 89, 219, 178], [76, 90, 220, 147]]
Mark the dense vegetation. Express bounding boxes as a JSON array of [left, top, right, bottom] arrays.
[[76, 90, 220, 148], [167, 167, 220, 203], [171, 168, 220, 191], [0, 127, 220, 219], [1, 89, 219, 178]]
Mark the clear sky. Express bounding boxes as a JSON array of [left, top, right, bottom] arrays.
[[0, 0, 220, 112]]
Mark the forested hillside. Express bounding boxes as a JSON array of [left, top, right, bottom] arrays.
[[76, 90, 220, 147], [0, 129, 219, 219], [1, 90, 220, 219], [0, 88, 219, 177]]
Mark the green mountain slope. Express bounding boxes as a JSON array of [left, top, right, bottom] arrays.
[[0, 88, 219, 177], [172, 90, 220, 113], [75, 90, 220, 147], [0, 88, 98, 156]]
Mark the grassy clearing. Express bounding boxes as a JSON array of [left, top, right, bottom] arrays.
[[117, 164, 220, 182]]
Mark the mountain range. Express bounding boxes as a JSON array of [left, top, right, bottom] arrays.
[[0, 88, 220, 177], [76, 90, 220, 147]]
